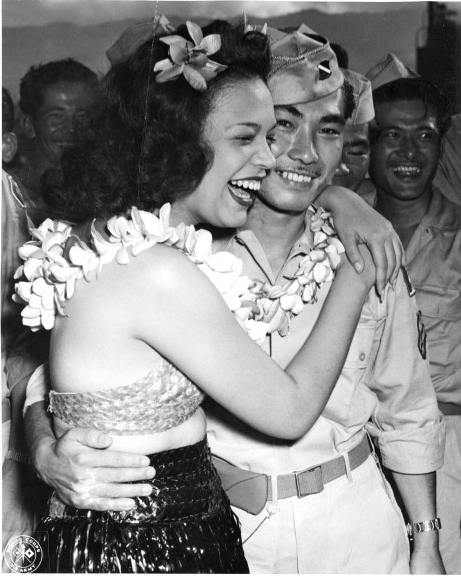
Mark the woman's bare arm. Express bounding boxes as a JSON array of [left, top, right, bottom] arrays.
[[317, 185, 404, 295], [137, 244, 374, 439]]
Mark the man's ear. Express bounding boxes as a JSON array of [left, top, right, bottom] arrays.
[[2, 131, 18, 163], [22, 115, 36, 139]]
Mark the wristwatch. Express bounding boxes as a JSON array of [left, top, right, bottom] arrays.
[[406, 518, 442, 538], [5, 450, 32, 466]]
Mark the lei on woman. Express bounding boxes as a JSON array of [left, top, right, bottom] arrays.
[[14, 204, 344, 345]]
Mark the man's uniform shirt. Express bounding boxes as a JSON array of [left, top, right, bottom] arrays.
[[206, 214, 444, 572], [404, 187, 461, 575], [405, 188, 461, 412], [207, 214, 444, 475]]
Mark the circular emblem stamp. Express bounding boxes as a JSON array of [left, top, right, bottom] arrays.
[[3, 535, 43, 573]]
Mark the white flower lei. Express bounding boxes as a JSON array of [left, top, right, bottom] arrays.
[[13, 203, 344, 344]]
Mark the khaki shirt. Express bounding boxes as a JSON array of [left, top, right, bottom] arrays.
[[406, 189, 461, 408], [433, 114, 461, 206], [206, 214, 445, 475]]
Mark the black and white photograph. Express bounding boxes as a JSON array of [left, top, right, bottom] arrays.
[[2, 0, 461, 573]]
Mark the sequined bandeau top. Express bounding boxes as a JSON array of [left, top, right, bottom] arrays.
[[48, 359, 205, 434]]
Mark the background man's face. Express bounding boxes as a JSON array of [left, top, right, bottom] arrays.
[[259, 88, 345, 213], [332, 122, 370, 192], [369, 98, 441, 202], [29, 80, 96, 163]]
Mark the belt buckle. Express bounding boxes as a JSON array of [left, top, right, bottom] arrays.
[[294, 465, 323, 498]]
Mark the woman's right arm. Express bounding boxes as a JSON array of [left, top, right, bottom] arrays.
[[138, 244, 375, 439], [27, 245, 374, 507]]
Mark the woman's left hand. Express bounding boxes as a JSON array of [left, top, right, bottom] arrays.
[[318, 185, 404, 297]]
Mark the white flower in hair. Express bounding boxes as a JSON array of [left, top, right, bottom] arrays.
[[154, 21, 228, 91]]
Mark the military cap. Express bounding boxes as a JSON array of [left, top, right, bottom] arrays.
[[106, 15, 175, 65], [266, 26, 344, 105], [341, 68, 374, 125], [365, 53, 419, 92]]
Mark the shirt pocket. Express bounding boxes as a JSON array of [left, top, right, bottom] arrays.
[[343, 318, 377, 369], [416, 285, 461, 321], [414, 285, 461, 373], [323, 319, 379, 425]]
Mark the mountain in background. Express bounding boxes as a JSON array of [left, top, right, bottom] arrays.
[[3, 8, 423, 100]]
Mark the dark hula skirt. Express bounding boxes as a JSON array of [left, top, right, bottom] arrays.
[[34, 437, 249, 573]]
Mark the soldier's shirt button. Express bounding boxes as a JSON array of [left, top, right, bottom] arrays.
[[359, 352, 366, 361]]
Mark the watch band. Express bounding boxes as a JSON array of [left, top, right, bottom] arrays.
[[5, 450, 33, 466], [406, 518, 442, 538]]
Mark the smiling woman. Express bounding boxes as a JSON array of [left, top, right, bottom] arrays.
[[14, 17, 376, 573], [175, 79, 276, 227]]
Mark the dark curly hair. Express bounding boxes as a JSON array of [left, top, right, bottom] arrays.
[[371, 77, 451, 140], [19, 58, 100, 118], [43, 20, 271, 223]]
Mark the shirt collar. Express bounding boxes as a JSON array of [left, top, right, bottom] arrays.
[[232, 208, 314, 258], [421, 187, 461, 230]]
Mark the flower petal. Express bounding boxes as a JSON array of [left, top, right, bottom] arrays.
[[169, 42, 189, 64], [186, 21, 203, 46], [116, 246, 130, 265], [197, 34, 222, 56], [328, 237, 345, 254], [280, 293, 299, 311], [41, 310, 55, 330], [153, 58, 174, 73], [325, 244, 341, 269], [15, 282, 32, 302], [277, 314, 290, 337], [242, 319, 268, 345], [193, 229, 213, 262], [159, 34, 188, 47], [23, 316, 42, 328], [41, 288, 56, 310], [68, 245, 96, 266], [23, 258, 43, 281], [302, 283, 316, 302], [31, 277, 49, 296], [18, 243, 43, 260], [313, 262, 328, 283], [266, 305, 287, 334], [182, 65, 207, 91], [156, 64, 184, 83]]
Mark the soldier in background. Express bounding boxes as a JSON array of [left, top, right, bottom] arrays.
[[367, 58, 461, 574]]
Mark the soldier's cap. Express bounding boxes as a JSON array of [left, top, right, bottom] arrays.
[[341, 68, 374, 125], [106, 15, 175, 65], [365, 53, 419, 92], [266, 25, 344, 106]]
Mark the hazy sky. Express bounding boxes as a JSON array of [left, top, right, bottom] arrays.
[[4, 0, 461, 27]]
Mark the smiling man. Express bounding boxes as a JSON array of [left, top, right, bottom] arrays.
[[370, 79, 448, 247], [204, 27, 445, 574], [21, 25, 445, 574], [369, 74, 461, 574], [8, 59, 99, 220]]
